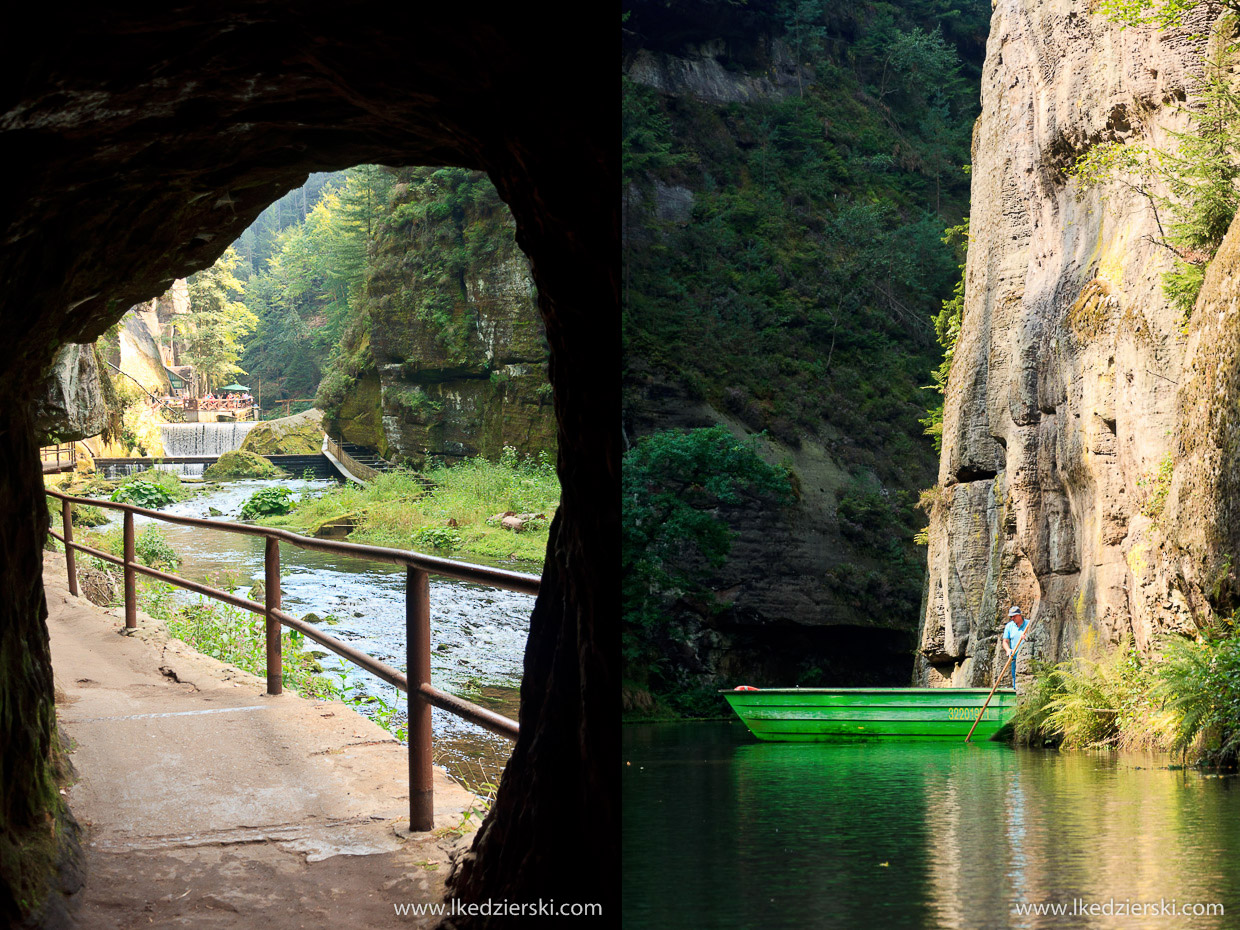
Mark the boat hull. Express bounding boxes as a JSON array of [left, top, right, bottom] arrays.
[[722, 688, 1017, 741]]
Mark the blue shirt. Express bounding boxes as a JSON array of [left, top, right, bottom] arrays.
[[1003, 619, 1028, 650]]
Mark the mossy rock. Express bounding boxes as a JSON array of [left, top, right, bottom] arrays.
[[329, 371, 389, 457], [240, 408, 325, 455], [203, 450, 283, 480]]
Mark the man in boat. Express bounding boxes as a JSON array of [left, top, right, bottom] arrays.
[[1001, 606, 1028, 690]]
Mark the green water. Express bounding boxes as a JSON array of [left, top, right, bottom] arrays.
[[623, 721, 1240, 929]]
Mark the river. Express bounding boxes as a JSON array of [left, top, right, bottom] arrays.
[[623, 721, 1240, 929], [104, 477, 535, 790]]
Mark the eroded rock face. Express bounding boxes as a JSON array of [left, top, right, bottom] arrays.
[[916, 1, 1216, 685], [33, 343, 108, 442], [328, 169, 556, 465], [0, 7, 614, 924]]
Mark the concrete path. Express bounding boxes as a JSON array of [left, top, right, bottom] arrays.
[[43, 552, 479, 928]]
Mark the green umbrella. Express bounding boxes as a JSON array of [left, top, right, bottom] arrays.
[[219, 383, 250, 392]]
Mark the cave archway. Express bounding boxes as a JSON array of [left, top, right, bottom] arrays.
[[1, 6, 616, 924]]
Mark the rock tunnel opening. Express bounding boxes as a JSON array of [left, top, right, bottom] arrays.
[[1, 7, 614, 925]]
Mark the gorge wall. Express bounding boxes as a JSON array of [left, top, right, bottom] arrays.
[[622, 0, 990, 706], [915, 0, 1232, 685], [323, 168, 556, 465]]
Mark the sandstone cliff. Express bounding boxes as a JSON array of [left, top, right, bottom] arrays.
[[916, 1, 1223, 685]]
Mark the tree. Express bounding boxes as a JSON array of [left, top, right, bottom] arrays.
[[622, 426, 791, 699], [179, 246, 258, 393]]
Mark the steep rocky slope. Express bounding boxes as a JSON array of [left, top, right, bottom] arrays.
[[623, 0, 987, 703], [915, 1, 1224, 685], [323, 168, 555, 464]]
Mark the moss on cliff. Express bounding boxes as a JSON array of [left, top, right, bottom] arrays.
[[318, 166, 555, 465]]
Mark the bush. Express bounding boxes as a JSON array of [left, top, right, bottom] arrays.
[[70, 503, 110, 527], [111, 481, 174, 509], [412, 525, 463, 551], [134, 526, 181, 571], [240, 486, 295, 520], [1154, 634, 1240, 764]]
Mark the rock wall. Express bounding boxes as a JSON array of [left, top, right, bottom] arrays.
[[328, 168, 556, 465], [33, 344, 108, 442], [916, 0, 1220, 685], [119, 301, 172, 395]]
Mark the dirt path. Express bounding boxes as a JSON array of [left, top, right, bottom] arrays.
[[44, 552, 478, 928]]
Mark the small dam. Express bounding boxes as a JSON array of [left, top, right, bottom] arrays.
[[160, 422, 257, 457]]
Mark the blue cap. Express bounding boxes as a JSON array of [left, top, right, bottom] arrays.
[[1009, 606, 1023, 616]]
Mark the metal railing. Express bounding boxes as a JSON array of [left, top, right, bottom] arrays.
[[323, 435, 381, 483], [45, 487, 537, 831], [40, 443, 78, 473]]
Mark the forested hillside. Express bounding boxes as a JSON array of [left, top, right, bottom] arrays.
[[622, 0, 989, 713]]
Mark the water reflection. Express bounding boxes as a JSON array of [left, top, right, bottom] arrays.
[[623, 722, 1240, 929]]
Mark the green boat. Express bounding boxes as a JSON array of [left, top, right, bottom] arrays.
[[721, 687, 1018, 741]]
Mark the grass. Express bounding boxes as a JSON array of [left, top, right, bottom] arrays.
[[137, 577, 335, 699], [1016, 628, 1240, 765], [264, 450, 559, 565]]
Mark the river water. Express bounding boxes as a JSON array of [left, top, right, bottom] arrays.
[[624, 721, 1240, 930], [105, 478, 535, 788]]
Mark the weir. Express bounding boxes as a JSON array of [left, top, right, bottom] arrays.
[[160, 422, 256, 457], [153, 422, 257, 476]]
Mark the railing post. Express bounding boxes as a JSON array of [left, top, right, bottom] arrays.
[[407, 566, 433, 831], [123, 511, 136, 629], [61, 499, 78, 597], [265, 536, 283, 695]]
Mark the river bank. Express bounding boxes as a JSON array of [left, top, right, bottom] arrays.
[[258, 450, 558, 567]]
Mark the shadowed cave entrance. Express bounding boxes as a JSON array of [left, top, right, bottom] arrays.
[[0, 7, 615, 925]]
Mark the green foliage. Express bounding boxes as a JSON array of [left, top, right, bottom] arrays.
[[412, 525, 463, 551], [139, 578, 332, 699], [1014, 637, 1155, 749], [240, 166, 393, 406], [134, 526, 181, 571], [180, 247, 259, 394], [393, 387, 442, 421], [1092, 0, 1230, 29], [111, 480, 175, 509], [70, 503, 109, 527], [622, 427, 792, 688], [1153, 633, 1240, 762], [261, 454, 559, 565], [1138, 453, 1175, 521], [240, 486, 295, 520], [1017, 627, 1240, 764], [622, 3, 975, 490], [921, 219, 969, 450]]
